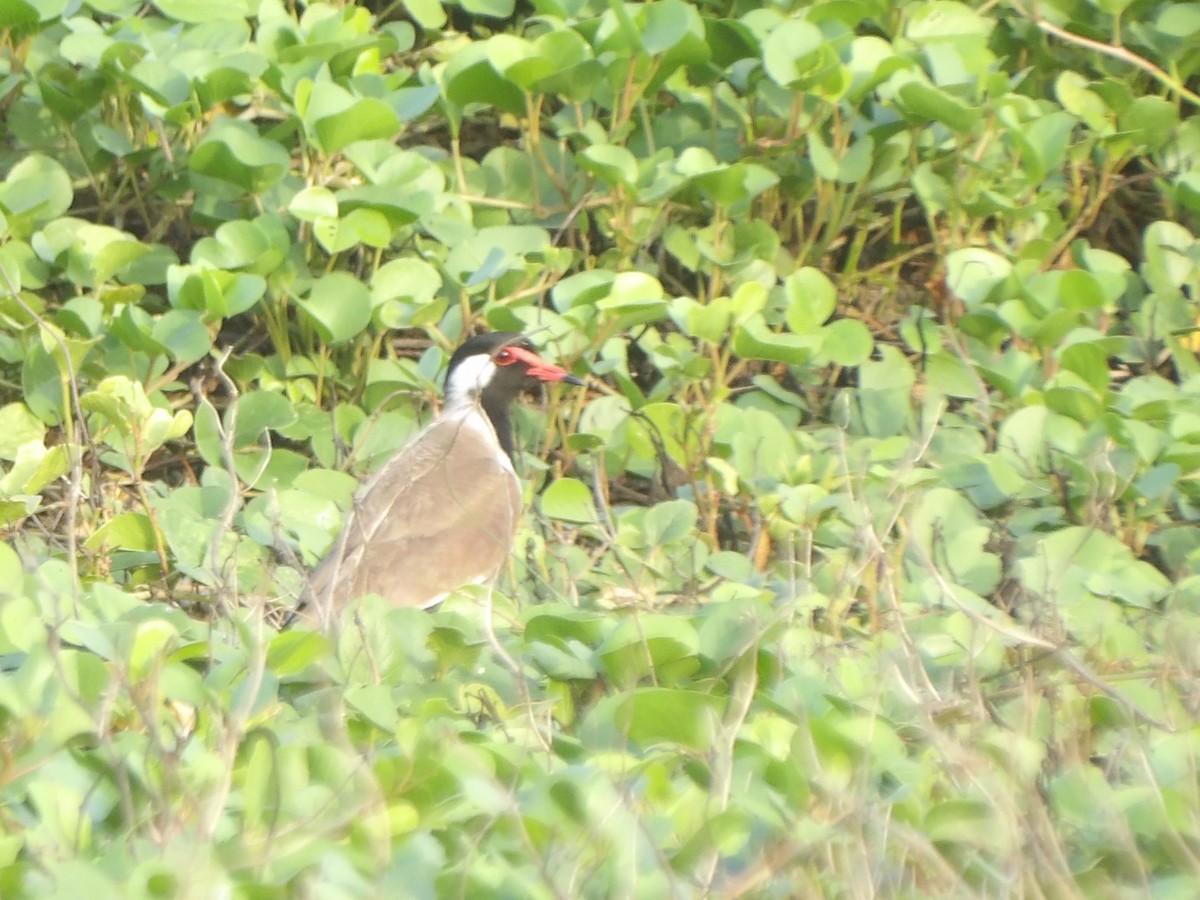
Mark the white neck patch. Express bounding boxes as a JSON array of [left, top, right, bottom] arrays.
[[444, 354, 497, 409]]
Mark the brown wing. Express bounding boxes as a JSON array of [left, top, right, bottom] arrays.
[[307, 409, 521, 620]]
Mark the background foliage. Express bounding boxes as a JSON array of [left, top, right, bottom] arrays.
[[2, 0, 1200, 895]]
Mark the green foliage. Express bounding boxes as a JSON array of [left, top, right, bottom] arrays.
[[2, 0, 1200, 895]]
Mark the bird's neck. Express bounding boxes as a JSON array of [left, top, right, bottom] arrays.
[[444, 389, 515, 460], [481, 392, 516, 459]]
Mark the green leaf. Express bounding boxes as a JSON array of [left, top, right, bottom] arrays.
[[0, 542, 21, 596], [345, 683, 401, 731], [642, 500, 697, 545], [152, 0, 254, 24], [595, 272, 668, 327], [613, 688, 723, 750], [289, 186, 339, 221], [579, 144, 640, 189], [784, 267, 836, 332], [733, 319, 820, 365], [1058, 341, 1108, 395], [0, 153, 73, 237], [153, 310, 211, 364], [127, 617, 179, 682], [234, 391, 297, 447], [540, 477, 596, 524], [596, 614, 700, 688], [897, 80, 978, 133], [294, 272, 372, 344], [84, 512, 158, 552], [301, 82, 402, 155], [401, 0, 445, 28], [1118, 96, 1178, 153], [761, 19, 824, 88], [945, 247, 1011, 308], [0, 402, 45, 460], [821, 318, 873, 366], [190, 117, 290, 194], [443, 42, 525, 116]]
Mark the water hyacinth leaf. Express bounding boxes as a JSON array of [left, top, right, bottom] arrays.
[[301, 82, 401, 155], [462, 0, 515, 17], [806, 133, 872, 183], [908, 487, 1001, 596], [313, 207, 392, 253], [1118, 96, 1178, 153], [642, 499, 698, 545], [596, 615, 700, 687], [579, 144, 640, 189], [123, 58, 190, 109], [0, 402, 45, 459], [0, 0, 38, 28], [1058, 341, 1109, 395], [675, 295, 733, 343], [233, 391, 297, 448], [170, 268, 266, 320], [373, 258, 443, 325], [0, 440, 70, 497], [82, 376, 193, 471], [443, 42, 525, 115], [595, 271, 669, 327], [34, 219, 151, 287], [152, 0, 254, 24], [945, 247, 1011, 308], [720, 406, 799, 486], [821, 318, 873, 366], [190, 117, 290, 194], [152, 309, 212, 364], [733, 319, 819, 365], [83, 512, 158, 552], [613, 688, 723, 750], [127, 616, 180, 682], [0, 542, 20, 597], [897, 81, 978, 133], [524, 29, 598, 99], [1056, 71, 1114, 132], [345, 683, 401, 732], [785, 267, 836, 333], [0, 153, 73, 237], [639, 0, 710, 89], [293, 272, 372, 344], [443, 225, 551, 286], [335, 184, 430, 232], [289, 186, 338, 222], [390, 83, 441, 122], [190, 218, 288, 273], [1086, 562, 1171, 609], [761, 18, 824, 88], [540, 477, 596, 524]]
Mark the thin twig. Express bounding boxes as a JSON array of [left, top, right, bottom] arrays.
[[1008, 0, 1200, 109]]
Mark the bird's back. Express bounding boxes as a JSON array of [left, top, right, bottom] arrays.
[[307, 407, 521, 620]]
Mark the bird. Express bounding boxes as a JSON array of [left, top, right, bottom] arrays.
[[298, 332, 584, 629]]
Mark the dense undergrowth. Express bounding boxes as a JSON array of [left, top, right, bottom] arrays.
[[2, 0, 1200, 895]]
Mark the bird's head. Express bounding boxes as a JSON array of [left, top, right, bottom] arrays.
[[444, 332, 584, 408]]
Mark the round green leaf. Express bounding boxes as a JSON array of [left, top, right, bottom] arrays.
[[190, 117, 290, 194], [761, 19, 823, 88], [822, 318, 873, 366], [540, 477, 596, 523], [0, 153, 73, 237], [294, 272, 372, 344], [785, 267, 836, 332]]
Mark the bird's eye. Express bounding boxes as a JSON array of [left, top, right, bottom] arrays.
[[495, 348, 515, 365]]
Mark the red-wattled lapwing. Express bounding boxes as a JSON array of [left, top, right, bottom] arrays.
[[300, 332, 583, 629]]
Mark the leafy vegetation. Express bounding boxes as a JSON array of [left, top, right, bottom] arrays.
[[2, 0, 1200, 894]]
